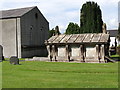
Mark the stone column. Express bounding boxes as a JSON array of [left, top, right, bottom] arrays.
[[100, 45, 105, 63], [96, 45, 99, 61], [52, 45, 56, 61], [47, 45, 52, 61], [66, 45, 70, 61], [80, 45, 84, 62]]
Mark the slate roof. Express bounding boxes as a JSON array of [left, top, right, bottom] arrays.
[[46, 33, 110, 44], [0, 6, 36, 19], [107, 30, 118, 37]]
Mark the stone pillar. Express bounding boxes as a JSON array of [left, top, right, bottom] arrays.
[[80, 45, 84, 62], [96, 45, 99, 61], [100, 45, 105, 63], [0, 45, 3, 61], [52, 45, 56, 61], [66, 45, 70, 61], [47, 45, 52, 61]]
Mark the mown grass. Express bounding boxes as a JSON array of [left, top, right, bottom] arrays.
[[4, 58, 25, 61], [110, 55, 120, 58], [0, 62, 2, 89], [2, 61, 118, 88]]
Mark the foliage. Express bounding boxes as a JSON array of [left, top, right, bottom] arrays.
[[49, 28, 55, 38], [80, 1, 103, 33], [2, 61, 118, 88], [117, 23, 120, 41], [110, 54, 120, 58], [65, 22, 80, 34], [49, 26, 61, 38], [118, 45, 120, 47]]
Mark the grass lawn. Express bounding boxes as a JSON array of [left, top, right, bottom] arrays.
[[110, 55, 120, 58], [2, 61, 118, 88], [0, 62, 2, 89]]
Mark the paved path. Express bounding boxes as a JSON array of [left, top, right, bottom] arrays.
[[25, 57, 49, 61]]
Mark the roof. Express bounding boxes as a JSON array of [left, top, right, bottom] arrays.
[[46, 33, 110, 44], [107, 30, 118, 37], [0, 6, 36, 19]]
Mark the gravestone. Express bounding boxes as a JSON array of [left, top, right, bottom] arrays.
[[0, 45, 3, 62], [10, 56, 19, 65]]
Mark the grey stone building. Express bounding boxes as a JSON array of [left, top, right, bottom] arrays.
[[0, 6, 49, 58], [107, 30, 119, 47], [45, 33, 110, 63]]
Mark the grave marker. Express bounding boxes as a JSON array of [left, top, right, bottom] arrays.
[[10, 56, 19, 65], [0, 45, 3, 62]]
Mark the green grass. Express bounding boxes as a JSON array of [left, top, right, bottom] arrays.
[[2, 61, 118, 88], [4, 58, 25, 60], [0, 62, 2, 89], [110, 54, 120, 58]]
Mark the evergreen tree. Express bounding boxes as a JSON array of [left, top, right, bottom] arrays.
[[80, 1, 103, 33], [55, 26, 61, 35], [65, 22, 80, 34]]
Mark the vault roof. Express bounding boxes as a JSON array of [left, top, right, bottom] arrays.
[[46, 33, 110, 44]]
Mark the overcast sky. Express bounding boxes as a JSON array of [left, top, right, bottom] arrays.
[[0, 0, 119, 33]]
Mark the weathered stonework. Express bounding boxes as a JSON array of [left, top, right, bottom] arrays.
[[45, 34, 110, 63], [0, 6, 49, 58], [0, 45, 3, 61]]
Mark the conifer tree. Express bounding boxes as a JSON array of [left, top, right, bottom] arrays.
[[80, 1, 103, 33]]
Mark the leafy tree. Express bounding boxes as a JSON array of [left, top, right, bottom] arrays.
[[49, 26, 61, 38], [65, 22, 80, 34], [80, 1, 103, 33], [49, 28, 55, 38]]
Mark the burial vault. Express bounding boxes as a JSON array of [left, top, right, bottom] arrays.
[[45, 33, 110, 63]]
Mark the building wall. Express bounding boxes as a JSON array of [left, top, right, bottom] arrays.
[[48, 43, 107, 62], [0, 19, 2, 45], [0, 18, 17, 58], [109, 37, 120, 47], [20, 7, 49, 58]]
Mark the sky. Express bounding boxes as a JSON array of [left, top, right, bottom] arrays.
[[0, 0, 119, 33]]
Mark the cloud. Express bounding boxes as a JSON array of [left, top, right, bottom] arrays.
[[0, 0, 119, 33]]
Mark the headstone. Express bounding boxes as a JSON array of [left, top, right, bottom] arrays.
[[0, 45, 3, 62], [10, 56, 19, 65]]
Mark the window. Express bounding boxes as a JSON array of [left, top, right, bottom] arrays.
[[35, 13, 38, 19], [30, 25, 33, 30]]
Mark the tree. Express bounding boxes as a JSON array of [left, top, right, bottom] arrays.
[[117, 23, 120, 42], [65, 22, 80, 34], [49, 28, 55, 38], [49, 26, 61, 38], [55, 26, 61, 35], [80, 1, 103, 33]]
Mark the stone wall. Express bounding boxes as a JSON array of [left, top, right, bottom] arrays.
[[0, 18, 17, 58], [47, 44, 106, 63], [21, 7, 49, 58]]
